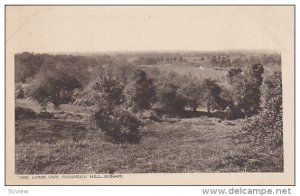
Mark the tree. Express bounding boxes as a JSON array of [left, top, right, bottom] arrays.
[[202, 79, 222, 113], [261, 71, 282, 115], [156, 82, 186, 115], [73, 64, 136, 107], [228, 63, 264, 117], [227, 67, 242, 84], [15, 52, 44, 83], [124, 70, 156, 112], [241, 63, 264, 116], [93, 76, 124, 107], [210, 56, 217, 67], [242, 71, 283, 147], [29, 70, 82, 109], [178, 75, 203, 114]]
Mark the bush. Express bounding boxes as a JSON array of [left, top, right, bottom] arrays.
[[124, 70, 156, 112], [241, 71, 283, 148], [28, 69, 82, 109], [178, 75, 203, 113], [15, 107, 37, 120], [155, 82, 187, 116], [202, 79, 222, 113], [72, 86, 103, 107], [92, 105, 141, 143], [229, 63, 264, 117]]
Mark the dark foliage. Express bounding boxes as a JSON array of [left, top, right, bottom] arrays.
[[28, 70, 82, 109], [155, 82, 187, 116], [124, 70, 156, 112], [227, 67, 242, 84], [15, 52, 112, 85], [178, 74, 203, 114], [15, 52, 44, 83], [15, 107, 37, 120], [228, 63, 264, 117], [92, 105, 141, 143], [242, 71, 283, 147], [37, 112, 54, 119], [202, 79, 223, 113], [93, 76, 124, 106]]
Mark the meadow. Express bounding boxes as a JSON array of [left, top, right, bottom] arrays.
[[14, 51, 283, 174], [15, 99, 282, 174], [140, 64, 228, 81]]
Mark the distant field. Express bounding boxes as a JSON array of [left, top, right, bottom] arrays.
[[15, 107, 282, 174], [139, 64, 228, 81], [139, 64, 281, 82]]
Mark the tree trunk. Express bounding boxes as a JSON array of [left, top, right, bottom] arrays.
[[207, 105, 211, 114], [192, 105, 198, 117]]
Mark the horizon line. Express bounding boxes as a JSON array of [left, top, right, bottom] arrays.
[[15, 49, 281, 55]]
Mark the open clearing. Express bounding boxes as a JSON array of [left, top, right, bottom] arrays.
[[139, 64, 228, 81]]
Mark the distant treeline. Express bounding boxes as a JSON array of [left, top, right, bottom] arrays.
[[132, 56, 188, 65], [132, 53, 281, 68], [15, 52, 113, 84], [15, 51, 281, 86]]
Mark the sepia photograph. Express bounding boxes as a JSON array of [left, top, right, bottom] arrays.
[[5, 5, 295, 185]]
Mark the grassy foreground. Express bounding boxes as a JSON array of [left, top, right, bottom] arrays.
[[15, 110, 283, 174]]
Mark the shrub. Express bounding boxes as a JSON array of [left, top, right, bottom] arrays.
[[92, 105, 141, 143], [227, 67, 242, 84], [15, 52, 43, 83], [178, 75, 203, 113], [124, 70, 156, 112], [241, 71, 283, 148], [93, 76, 124, 106], [202, 78, 222, 113], [155, 82, 187, 116], [28, 70, 82, 109], [230, 63, 264, 117]]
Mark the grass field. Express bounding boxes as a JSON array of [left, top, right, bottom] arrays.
[[139, 64, 281, 83], [139, 64, 228, 81], [15, 100, 283, 174]]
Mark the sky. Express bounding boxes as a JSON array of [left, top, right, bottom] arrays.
[[6, 6, 294, 53]]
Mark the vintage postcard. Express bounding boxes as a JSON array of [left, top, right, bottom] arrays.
[[5, 5, 295, 185]]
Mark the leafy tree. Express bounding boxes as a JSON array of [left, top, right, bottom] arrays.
[[245, 63, 264, 86], [242, 71, 283, 147], [73, 64, 135, 107], [178, 75, 203, 113], [241, 63, 264, 116], [218, 86, 234, 109], [228, 63, 264, 117], [156, 82, 186, 115], [93, 76, 124, 107], [15, 52, 44, 83], [29, 70, 82, 109], [227, 67, 242, 84], [124, 70, 156, 112], [202, 79, 222, 113], [261, 71, 282, 115]]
